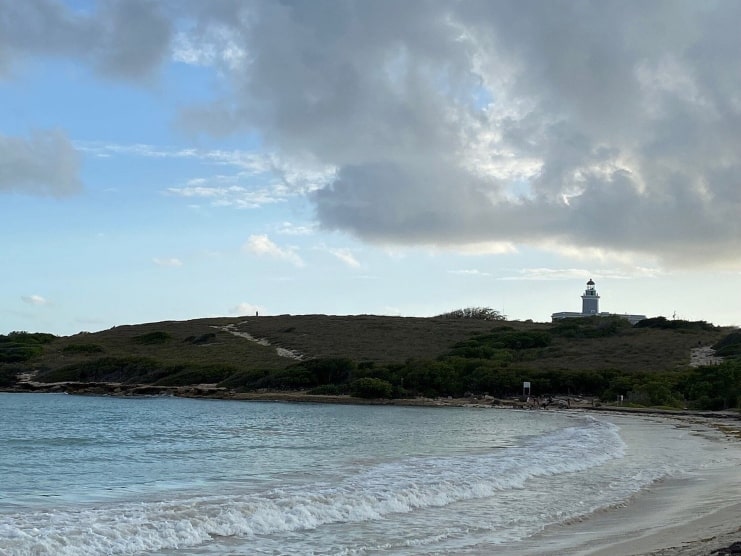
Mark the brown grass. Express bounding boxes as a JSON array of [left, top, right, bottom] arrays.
[[31, 315, 730, 376]]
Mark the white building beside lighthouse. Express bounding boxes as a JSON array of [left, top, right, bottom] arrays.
[[551, 279, 647, 325]]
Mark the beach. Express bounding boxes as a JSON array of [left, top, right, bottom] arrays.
[[511, 410, 741, 556]]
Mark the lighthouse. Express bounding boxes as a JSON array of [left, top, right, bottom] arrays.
[[551, 279, 647, 324], [581, 279, 600, 315]]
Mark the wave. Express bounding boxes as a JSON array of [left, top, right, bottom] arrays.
[[0, 417, 626, 556]]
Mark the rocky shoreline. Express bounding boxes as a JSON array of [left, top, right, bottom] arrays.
[[5, 380, 740, 423]]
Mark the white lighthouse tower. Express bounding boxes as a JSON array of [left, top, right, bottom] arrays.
[[581, 279, 600, 315]]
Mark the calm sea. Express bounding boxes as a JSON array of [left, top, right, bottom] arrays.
[[0, 393, 739, 555]]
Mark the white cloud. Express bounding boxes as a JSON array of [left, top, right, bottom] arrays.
[[448, 269, 492, 277], [506, 267, 663, 281], [168, 181, 283, 209], [152, 257, 183, 267], [326, 248, 361, 269], [277, 222, 315, 236], [243, 234, 304, 267], [21, 294, 49, 306], [230, 302, 261, 316], [505, 268, 591, 281], [74, 141, 336, 209], [171, 25, 247, 70], [75, 141, 275, 172]]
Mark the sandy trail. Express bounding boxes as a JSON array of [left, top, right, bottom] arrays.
[[214, 323, 304, 360]]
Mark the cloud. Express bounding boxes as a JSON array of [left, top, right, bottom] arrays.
[[74, 141, 334, 208], [326, 247, 361, 269], [168, 181, 283, 209], [230, 302, 261, 316], [0, 130, 82, 196], [152, 257, 183, 267], [505, 267, 662, 281], [277, 222, 315, 236], [8, 2, 741, 268], [0, 0, 170, 81], [504, 268, 593, 282], [21, 294, 49, 306], [243, 234, 304, 267], [448, 269, 492, 277], [174, 1, 741, 269]]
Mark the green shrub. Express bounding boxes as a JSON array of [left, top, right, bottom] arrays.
[[0, 366, 19, 387], [153, 364, 237, 386], [219, 369, 271, 389], [306, 384, 345, 395], [0, 345, 42, 363], [5, 332, 55, 344], [634, 317, 716, 331], [679, 361, 740, 409], [713, 332, 741, 359], [183, 333, 217, 345], [62, 344, 104, 354], [287, 358, 355, 385], [436, 307, 506, 320], [0, 332, 55, 363], [552, 316, 630, 338], [36, 357, 165, 383], [253, 368, 315, 390], [350, 377, 393, 398], [131, 331, 172, 345]]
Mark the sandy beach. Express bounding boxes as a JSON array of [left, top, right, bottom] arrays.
[[503, 411, 741, 556]]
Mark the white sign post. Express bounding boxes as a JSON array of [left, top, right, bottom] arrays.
[[523, 381, 531, 397]]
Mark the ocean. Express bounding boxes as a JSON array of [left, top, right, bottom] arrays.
[[1, 393, 739, 555]]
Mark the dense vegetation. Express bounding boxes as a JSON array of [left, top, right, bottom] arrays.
[[244, 320, 736, 410], [3, 315, 739, 409], [0, 332, 56, 363], [0, 332, 56, 386], [435, 307, 506, 321], [36, 356, 239, 387]]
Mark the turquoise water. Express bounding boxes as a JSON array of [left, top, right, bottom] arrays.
[[0, 393, 738, 555]]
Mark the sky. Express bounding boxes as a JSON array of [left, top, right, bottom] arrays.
[[1, 0, 740, 336]]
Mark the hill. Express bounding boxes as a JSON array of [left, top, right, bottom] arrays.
[[1, 314, 739, 410]]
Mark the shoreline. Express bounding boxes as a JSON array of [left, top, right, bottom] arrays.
[[3, 386, 740, 555], [4, 380, 740, 419], [521, 413, 741, 556]]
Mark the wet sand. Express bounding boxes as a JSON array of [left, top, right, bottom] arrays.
[[505, 412, 741, 556]]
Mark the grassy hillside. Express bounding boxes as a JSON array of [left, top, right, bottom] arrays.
[[1, 314, 738, 409]]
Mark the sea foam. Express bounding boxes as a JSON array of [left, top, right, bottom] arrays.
[[0, 417, 625, 556]]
